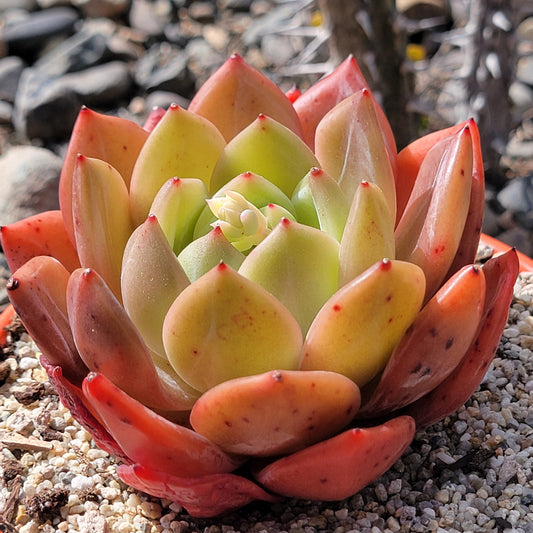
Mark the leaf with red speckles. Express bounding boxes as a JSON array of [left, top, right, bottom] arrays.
[[395, 120, 484, 273], [254, 415, 415, 500], [6, 256, 87, 385], [359, 264, 486, 418], [117, 464, 279, 518], [68, 268, 198, 412], [59, 107, 148, 245], [189, 53, 302, 143], [301, 259, 425, 388], [190, 369, 360, 456], [163, 263, 302, 393], [238, 219, 339, 334], [1, 211, 80, 274], [83, 372, 242, 478], [407, 248, 519, 428], [40, 357, 126, 460], [395, 125, 473, 302]]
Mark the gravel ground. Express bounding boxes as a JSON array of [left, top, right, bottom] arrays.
[[0, 268, 532, 533]]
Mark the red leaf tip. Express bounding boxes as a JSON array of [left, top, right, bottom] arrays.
[[380, 258, 392, 271]]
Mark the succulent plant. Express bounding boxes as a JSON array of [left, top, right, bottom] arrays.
[[1, 54, 522, 518]]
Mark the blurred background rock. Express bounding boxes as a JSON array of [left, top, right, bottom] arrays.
[[0, 0, 532, 310]]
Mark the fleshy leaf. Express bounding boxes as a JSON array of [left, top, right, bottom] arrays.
[[407, 248, 519, 428], [238, 219, 339, 333], [121, 215, 190, 358], [254, 416, 415, 500], [129, 104, 226, 225], [6, 256, 87, 385], [338, 181, 395, 286], [1, 210, 80, 273], [40, 357, 125, 460], [162, 262, 303, 392], [360, 264, 486, 417], [68, 268, 197, 411], [118, 464, 278, 518], [194, 171, 296, 239], [190, 370, 360, 456], [209, 114, 319, 197], [188, 53, 303, 142], [178, 226, 245, 282], [83, 372, 241, 477], [59, 107, 148, 244], [294, 55, 397, 163], [260, 203, 297, 228], [72, 155, 133, 301], [446, 119, 485, 274], [315, 89, 396, 219], [149, 177, 209, 255], [395, 125, 473, 301], [395, 121, 468, 224], [301, 259, 425, 387], [291, 167, 349, 241]]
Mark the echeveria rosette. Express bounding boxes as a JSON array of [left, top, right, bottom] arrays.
[[1, 53, 521, 518]]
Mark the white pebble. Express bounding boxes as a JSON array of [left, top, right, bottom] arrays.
[[18, 357, 39, 370], [71, 474, 95, 491]]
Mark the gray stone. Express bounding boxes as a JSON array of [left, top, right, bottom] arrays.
[[71, 0, 131, 18], [135, 44, 195, 96], [1, 7, 79, 57], [0, 145, 62, 226], [217, 0, 253, 12], [0, 0, 37, 10], [59, 60, 133, 107], [506, 138, 533, 160], [0, 56, 25, 103], [129, 0, 172, 38], [517, 56, 533, 87], [188, 1, 217, 23], [497, 176, 533, 230], [34, 27, 112, 77], [13, 67, 80, 140], [0, 100, 13, 124], [261, 33, 297, 67], [145, 89, 189, 110], [510, 81, 533, 114]]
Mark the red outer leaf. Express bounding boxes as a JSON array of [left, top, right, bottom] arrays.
[[59, 107, 148, 245], [480, 233, 533, 273], [445, 119, 485, 275], [395, 120, 484, 274], [395, 121, 467, 223], [254, 416, 415, 501], [407, 248, 520, 428], [188, 53, 302, 142], [1, 210, 80, 273], [293, 55, 397, 166], [359, 264, 486, 418], [0, 304, 15, 348], [68, 268, 195, 411], [117, 464, 279, 518], [40, 357, 126, 461], [143, 106, 166, 132], [6, 256, 87, 386], [83, 372, 242, 478]]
